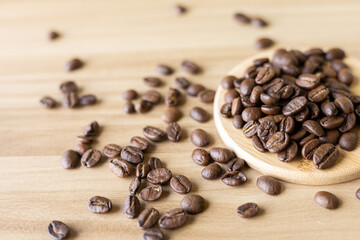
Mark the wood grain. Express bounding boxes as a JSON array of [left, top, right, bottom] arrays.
[[0, 0, 360, 239]]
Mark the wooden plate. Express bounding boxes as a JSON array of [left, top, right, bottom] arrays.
[[214, 49, 360, 185]]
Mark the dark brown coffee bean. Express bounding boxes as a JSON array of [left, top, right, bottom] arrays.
[[198, 89, 215, 103], [243, 120, 259, 137], [307, 85, 329, 103], [260, 105, 281, 115], [227, 158, 245, 172], [61, 150, 79, 169], [230, 97, 242, 116], [255, 66, 275, 84], [339, 113, 356, 133], [338, 68, 353, 85], [319, 129, 340, 144], [175, 77, 190, 89], [187, 84, 205, 97], [181, 195, 205, 214], [144, 77, 162, 87], [334, 96, 354, 114], [239, 78, 255, 96], [148, 157, 162, 170], [130, 136, 150, 151], [81, 149, 101, 167], [257, 120, 278, 142], [290, 128, 307, 141], [225, 89, 240, 103], [251, 17, 267, 27], [266, 131, 289, 153], [339, 132, 358, 151], [190, 107, 210, 122], [48, 30, 60, 40], [278, 85, 294, 99], [165, 88, 181, 107], [313, 143, 339, 169], [181, 60, 201, 74], [299, 134, 316, 147], [233, 115, 244, 129], [249, 86, 262, 104], [88, 196, 112, 214], [143, 126, 166, 142], [303, 120, 325, 137], [147, 168, 172, 185], [64, 58, 84, 71], [296, 74, 320, 89], [237, 203, 259, 218], [260, 93, 280, 105], [83, 121, 100, 137], [170, 175, 192, 194], [220, 103, 232, 118], [234, 12, 251, 24], [282, 96, 307, 116], [314, 191, 339, 209], [159, 208, 187, 229], [161, 107, 182, 123], [123, 89, 138, 100], [174, 4, 187, 15], [62, 92, 78, 108], [74, 143, 91, 156], [254, 38, 273, 49], [166, 122, 182, 142], [326, 78, 350, 92], [221, 171, 247, 186], [123, 101, 135, 114], [121, 146, 144, 164], [307, 102, 320, 119], [209, 148, 234, 163], [279, 116, 295, 134], [252, 135, 267, 152], [129, 177, 141, 195], [201, 163, 223, 180], [190, 129, 210, 147], [221, 75, 236, 89], [242, 107, 263, 122], [320, 116, 344, 129], [79, 94, 97, 106], [59, 81, 77, 94], [102, 144, 121, 158], [136, 163, 150, 179], [48, 221, 69, 240], [135, 100, 152, 113], [192, 148, 211, 166], [277, 141, 298, 162], [256, 176, 281, 195], [109, 158, 133, 178], [330, 59, 349, 72], [138, 208, 160, 229], [143, 228, 163, 240], [139, 185, 163, 201], [40, 96, 57, 108], [123, 195, 140, 219], [142, 90, 162, 104], [254, 57, 269, 66], [301, 139, 321, 160], [326, 48, 345, 60], [156, 64, 173, 75]]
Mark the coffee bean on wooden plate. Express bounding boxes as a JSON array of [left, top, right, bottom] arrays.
[[123, 89, 138, 100], [282, 96, 307, 116], [121, 146, 144, 164], [301, 139, 321, 160], [74, 143, 91, 156], [233, 115, 244, 129], [339, 132, 358, 151], [319, 129, 340, 144], [139, 185, 163, 201], [201, 163, 223, 180], [190, 107, 210, 122], [142, 90, 162, 105], [326, 48, 345, 60], [123, 101, 135, 114], [62, 92, 78, 108], [296, 74, 320, 89], [102, 144, 122, 158], [81, 149, 102, 167], [48, 221, 69, 240], [227, 158, 245, 172], [242, 107, 263, 122], [255, 38, 274, 49], [136, 163, 150, 179], [220, 103, 232, 118], [40, 96, 57, 108], [302, 120, 325, 137], [237, 203, 259, 218], [79, 94, 97, 106], [192, 148, 211, 166], [148, 157, 163, 170], [83, 121, 100, 137], [257, 176, 281, 195], [221, 75, 236, 89], [279, 116, 295, 133], [129, 177, 141, 195], [88, 196, 112, 214], [251, 17, 267, 27], [314, 191, 339, 209], [243, 121, 259, 137], [338, 68, 353, 85], [123, 195, 141, 219], [265, 131, 289, 153], [170, 175, 192, 194], [166, 122, 182, 142], [138, 207, 160, 229], [161, 107, 182, 123], [313, 143, 339, 169], [277, 141, 298, 162], [252, 135, 267, 152], [109, 158, 133, 178], [181, 195, 205, 214], [64, 58, 84, 71], [175, 77, 190, 89], [143, 228, 163, 240], [143, 126, 166, 142], [198, 89, 215, 103], [320, 116, 344, 129], [307, 85, 329, 103], [159, 208, 187, 229], [181, 60, 201, 74], [130, 136, 150, 151], [209, 147, 234, 163], [191, 129, 210, 147], [334, 96, 354, 114], [221, 171, 247, 186], [156, 64, 173, 75], [187, 84, 205, 96], [147, 168, 172, 184]]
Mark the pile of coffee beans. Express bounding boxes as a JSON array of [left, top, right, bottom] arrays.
[[220, 47, 359, 170]]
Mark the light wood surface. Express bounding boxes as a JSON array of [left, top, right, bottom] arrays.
[[214, 49, 360, 185], [0, 0, 360, 239]]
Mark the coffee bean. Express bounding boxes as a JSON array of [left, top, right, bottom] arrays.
[[234, 12, 251, 24], [334, 96, 354, 114], [47, 221, 69, 240], [48, 31, 60, 40], [201, 163, 223, 180], [339, 132, 358, 151], [231, 97, 243, 116], [143, 228, 163, 240], [326, 48, 345, 60], [156, 64, 173, 75], [302, 120, 325, 137], [102, 144, 121, 158], [255, 66, 275, 85], [192, 148, 211, 166], [301, 139, 321, 160], [174, 4, 187, 15], [338, 68, 353, 85], [64, 58, 84, 71], [282, 96, 307, 116], [142, 90, 162, 104], [255, 38, 274, 49], [148, 157, 163, 170], [170, 175, 192, 194], [147, 168, 172, 184], [319, 129, 340, 144], [296, 74, 320, 89], [88, 196, 112, 214], [136, 163, 150, 179], [279, 116, 295, 134], [129, 177, 141, 195], [175, 77, 190, 89], [221, 171, 247, 186], [314, 191, 339, 209], [61, 150, 79, 169], [79, 94, 97, 106], [161, 107, 182, 123], [159, 208, 187, 229], [209, 147, 234, 163], [121, 146, 144, 164], [320, 116, 344, 129], [227, 158, 245, 172], [321, 101, 337, 117], [290, 128, 307, 141], [123, 89, 138, 100], [277, 141, 298, 162], [62, 92, 78, 108], [250, 86, 263, 104], [81, 149, 101, 167], [165, 88, 181, 107], [242, 107, 263, 122], [239, 78, 255, 97], [339, 113, 356, 132], [198, 89, 215, 103], [143, 77, 162, 87], [181, 195, 205, 214], [278, 85, 294, 99], [187, 84, 205, 97], [135, 100, 152, 113], [220, 103, 232, 118], [59, 81, 77, 94], [123, 101, 135, 114], [257, 120, 278, 142], [237, 203, 259, 218], [251, 17, 267, 27], [313, 143, 339, 169], [261, 105, 281, 115], [74, 143, 91, 156], [190, 107, 210, 122], [130, 136, 150, 151], [221, 75, 236, 89], [181, 60, 201, 74], [256, 176, 281, 195], [83, 121, 100, 137], [139, 185, 163, 201], [123, 195, 140, 219], [190, 129, 210, 147], [138, 208, 160, 229], [166, 122, 182, 142], [243, 121, 259, 137], [294, 106, 309, 122], [40, 96, 57, 108], [109, 158, 133, 178], [233, 115, 244, 128], [266, 131, 289, 153], [252, 135, 267, 152], [307, 102, 320, 119], [356, 189, 360, 200], [330, 59, 349, 72], [260, 93, 280, 105], [299, 134, 316, 147], [308, 85, 329, 103], [143, 126, 166, 142]]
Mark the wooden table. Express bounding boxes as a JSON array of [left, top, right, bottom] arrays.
[[1, 0, 359, 239]]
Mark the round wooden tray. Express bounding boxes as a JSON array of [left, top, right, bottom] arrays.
[[214, 49, 360, 185]]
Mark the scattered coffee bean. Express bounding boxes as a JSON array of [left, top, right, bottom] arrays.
[[142, 90, 162, 105], [139, 185, 163, 201], [123, 101, 135, 113], [47, 221, 69, 240], [148, 157, 163, 170], [74, 143, 91, 156], [191, 129, 210, 147], [64, 58, 84, 71], [170, 175, 192, 194], [136, 163, 150, 179], [83, 121, 100, 137], [61, 150, 79, 169], [62, 92, 78, 108], [313, 143, 339, 169], [138, 207, 160, 229], [40, 96, 57, 108], [161, 107, 182, 123], [156, 64, 173, 75], [187, 84, 206, 97], [109, 158, 133, 177], [144, 77, 162, 87], [181, 195, 205, 214], [123, 89, 138, 100], [314, 191, 339, 209], [129, 177, 141, 195], [143, 228, 163, 240], [209, 147, 234, 163], [255, 38, 273, 49], [143, 126, 166, 142], [257, 176, 281, 195], [338, 132, 358, 151], [123, 195, 141, 219], [166, 122, 182, 142], [102, 144, 121, 158], [135, 100, 152, 113], [79, 94, 97, 106], [251, 17, 267, 27], [221, 171, 247, 186], [175, 77, 190, 89], [181, 60, 201, 74], [165, 88, 181, 107], [237, 203, 259, 218], [198, 89, 215, 103], [121, 146, 144, 164], [81, 149, 102, 167], [227, 158, 245, 172], [147, 168, 172, 184], [174, 5, 187, 15], [234, 12, 251, 24], [192, 148, 211, 166], [190, 107, 210, 122], [159, 208, 187, 229], [60, 81, 77, 94], [130, 136, 150, 151], [201, 163, 223, 180], [48, 31, 60, 41], [88, 196, 112, 214]]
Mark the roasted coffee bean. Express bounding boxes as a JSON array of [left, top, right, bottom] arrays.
[[231, 97, 243, 116], [334, 96, 354, 114], [136, 163, 150, 179], [201, 163, 223, 180], [252, 135, 267, 152], [79, 94, 97, 106], [48, 221, 69, 240], [266, 131, 289, 153], [192, 148, 211, 166], [225, 89, 240, 103], [319, 129, 340, 144], [64, 58, 83, 71], [181, 60, 201, 74], [350, 95, 360, 104], [81, 149, 101, 167], [221, 171, 247, 186], [121, 146, 144, 164], [138, 208, 160, 229], [139, 185, 163, 201], [330, 59, 349, 72], [220, 103, 232, 118], [320, 116, 344, 129], [251, 17, 267, 27], [165, 88, 181, 107], [234, 12, 251, 24], [187, 84, 205, 97], [170, 175, 192, 194], [299, 134, 316, 147], [237, 203, 259, 218], [83, 121, 100, 137], [156, 64, 173, 75], [162, 107, 182, 123], [190, 107, 210, 122], [109, 158, 133, 178], [135, 100, 152, 113], [63, 92, 78, 108], [281, 64, 300, 76], [296, 74, 320, 89], [243, 121, 259, 137], [254, 57, 269, 66], [143, 228, 163, 240], [198, 89, 215, 103], [250, 86, 263, 104], [339, 113, 356, 132], [278, 85, 294, 99], [239, 78, 255, 96], [260, 93, 280, 105], [338, 68, 353, 85], [277, 141, 298, 162], [301, 139, 321, 160], [326, 48, 345, 60], [256, 176, 281, 195], [181, 195, 205, 214], [308, 85, 329, 103], [129, 177, 141, 195], [191, 129, 210, 147], [313, 143, 339, 169], [227, 158, 245, 172], [144, 77, 162, 87], [174, 4, 187, 15], [166, 122, 182, 142], [290, 128, 307, 141], [147, 168, 172, 184], [294, 107, 309, 122], [148, 157, 162, 170], [314, 191, 339, 209], [209, 148, 234, 163], [40, 96, 57, 108], [279, 116, 295, 134], [356, 189, 360, 200], [254, 37, 273, 49], [303, 120, 325, 137], [123, 101, 135, 114], [102, 144, 121, 158], [123, 195, 140, 219], [176, 77, 190, 89], [255, 66, 275, 85], [307, 102, 320, 119], [74, 143, 91, 156], [263, 77, 284, 92], [143, 126, 166, 142], [142, 90, 162, 104], [59, 81, 77, 94], [282, 96, 307, 116], [88, 196, 112, 214], [339, 132, 358, 151], [130, 136, 150, 151], [61, 150, 79, 169], [48, 30, 60, 40], [326, 78, 350, 93], [233, 115, 244, 129], [257, 120, 278, 142], [221, 75, 236, 89], [123, 89, 138, 100], [242, 107, 263, 122], [159, 208, 187, 229], [260, 105, 281, 115]]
